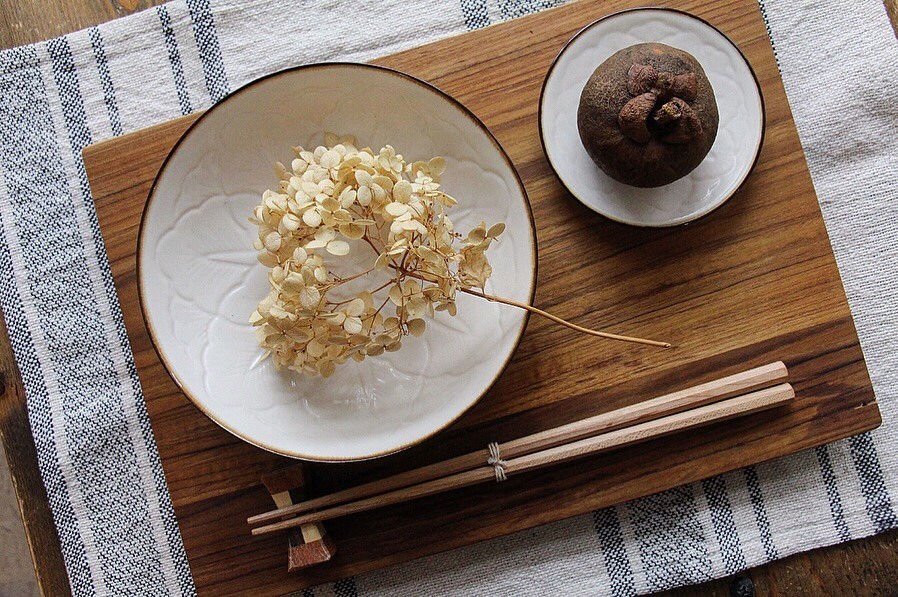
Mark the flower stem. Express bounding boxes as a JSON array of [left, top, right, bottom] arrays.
[[458, 287, 670, 348], [395, 267, 670, 348], [331, 267, 375, 285]]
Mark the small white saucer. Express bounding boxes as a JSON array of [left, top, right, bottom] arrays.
[[539, 8, 765, 227]]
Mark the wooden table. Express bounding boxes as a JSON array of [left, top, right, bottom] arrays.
[[0, 1, 896, 595]]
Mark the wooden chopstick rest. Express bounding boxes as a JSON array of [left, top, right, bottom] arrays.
[[252, 382, 794, 536], [249, 362, 788, 527], [261, 464, 336, 570]]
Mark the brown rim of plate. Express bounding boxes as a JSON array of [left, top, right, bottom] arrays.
[[537, 6, 767, 229], [138, 62, 538, 463]]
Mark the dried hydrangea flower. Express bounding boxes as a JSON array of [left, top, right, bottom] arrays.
[[249, 136, 505, 377], [250, 137, 669, 379]]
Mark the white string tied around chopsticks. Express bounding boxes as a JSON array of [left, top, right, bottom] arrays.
[[487, 442, 508, 482]]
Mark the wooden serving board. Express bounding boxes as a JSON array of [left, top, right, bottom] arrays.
[[83, 0, 880, 593]]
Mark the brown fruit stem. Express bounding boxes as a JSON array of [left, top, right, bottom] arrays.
[[657, 98, 702, 144], [621, 63, 702, 146], [619, 92, 656, 144]]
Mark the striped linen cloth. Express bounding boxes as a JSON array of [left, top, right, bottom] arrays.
[[0, 0, 895, 594]]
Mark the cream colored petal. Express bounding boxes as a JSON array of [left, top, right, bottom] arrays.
[[355, 170, 373, 186], [343, 317, 363, 335], [326, 240, 350, 256], [302, 209, 322, 227], [385, 202, 408, 217], [321, 196, 339, 212], [374, 252, 390, 271], [339, 187, 357, 208], [298, 285, 320, 308], [314, 227, 337, 242], [344, 298, 366, 317], [258, 250, 279, 268], [392, 179, 412, 203], [357, 185, 372, 206]]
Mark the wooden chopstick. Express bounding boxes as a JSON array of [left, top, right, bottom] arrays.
[[251, 383, 794, 536], [248, 362, 787, 527]]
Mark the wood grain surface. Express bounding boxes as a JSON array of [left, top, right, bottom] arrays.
[[79, 0, 884, 593], [251, 385, 795, 535], [0, 314, 69, 596], [0, 0, 160, 49], [248, 362, 789, 525], [1, 0, 897, 596], [886, 0, 898, 36]]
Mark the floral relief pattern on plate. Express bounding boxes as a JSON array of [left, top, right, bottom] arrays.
[[140, 64, 536, 460], [540, 9, 764, 227]]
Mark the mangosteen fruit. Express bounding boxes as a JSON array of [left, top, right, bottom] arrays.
[[577, 43, 719, 187]]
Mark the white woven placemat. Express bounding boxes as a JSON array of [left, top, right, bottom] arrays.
[[0, 1, 894, 594]]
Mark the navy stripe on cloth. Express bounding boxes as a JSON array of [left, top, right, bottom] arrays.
[[157, 5, 193, 116], [849, 433, 898, 533], [460, 0, 490, 30], [815, 445, 851, 542], [0, 42, 96, 593], [47, 37, 195, 595], [743, 467, 778, 561], [628, 486, 712, 591], [761, 0, 893, 553], [756, 0, 781, 68], [702, 476, 747, 574], [498, 0, 565, 20], [87, 27, 122, 136], [334, 577, 359, 597], [593, 507, 635, 597], [54, 38, 195, 595], [47, 33, 170, 591], [86, 22, 198, 595], [186, 0, 229, 103]]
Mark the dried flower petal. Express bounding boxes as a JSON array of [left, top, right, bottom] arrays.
[[487, 223, 506, 238], [385, 202, 408, 217], [302, 209, 322, 227], [326, 240, 350, 256], [343, 317, 363, 335], [298, 286, 320, 308], [407, 318, 426, 337], [250, 137, 503, 376]]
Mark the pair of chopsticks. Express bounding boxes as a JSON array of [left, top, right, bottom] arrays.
[[248, 362, 792, 536]]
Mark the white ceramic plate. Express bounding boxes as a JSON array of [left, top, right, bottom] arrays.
[[139, 63, 536, 461], [539, 8, 765, 227]]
